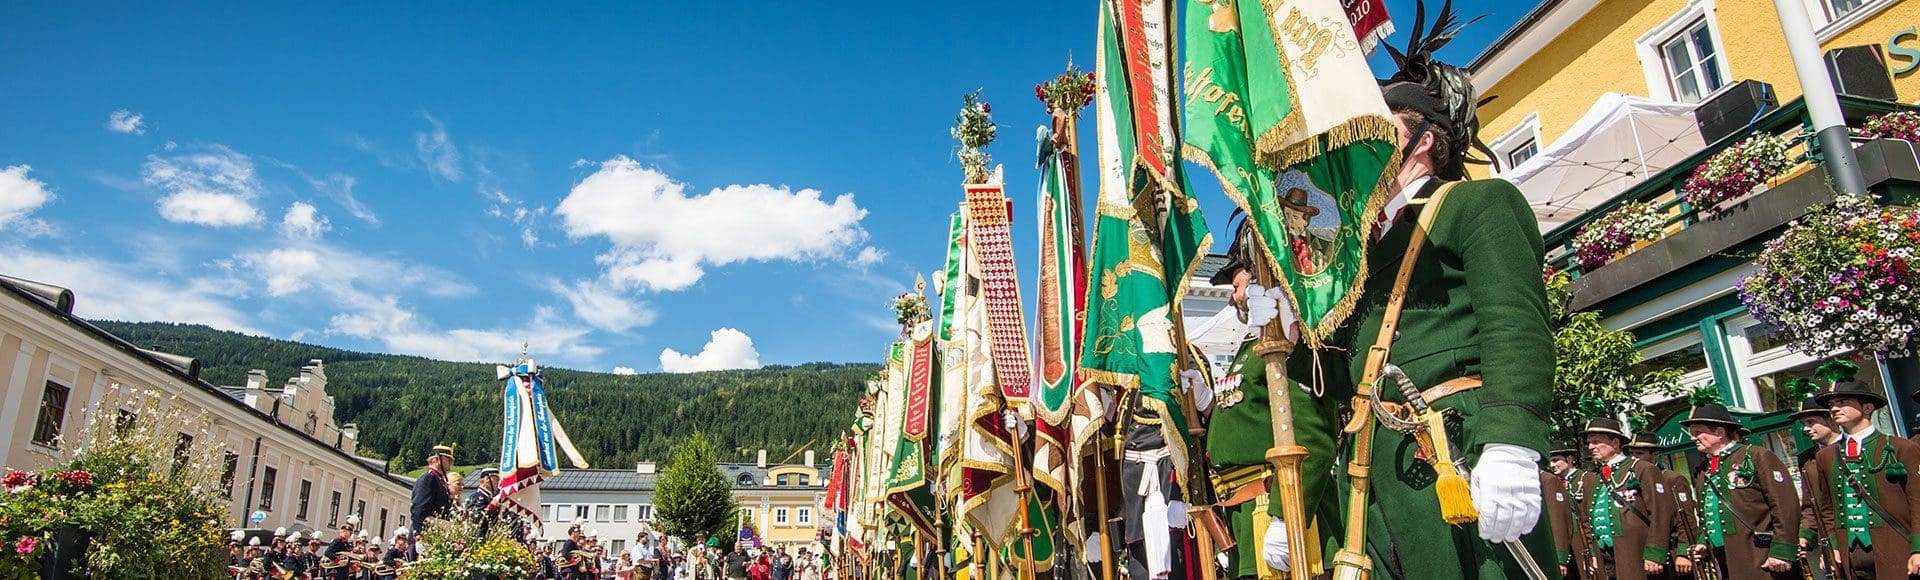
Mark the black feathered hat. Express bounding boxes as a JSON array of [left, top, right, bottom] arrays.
[[1378, 0, 1494, 180]]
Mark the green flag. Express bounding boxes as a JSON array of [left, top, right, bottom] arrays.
[[1078, 0, 1211, 483], [1181, 0, 1398, 346]]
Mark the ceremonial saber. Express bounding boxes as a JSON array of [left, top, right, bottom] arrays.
[[1502, 541, 1549, 580], [1248, 256, 1312, 580]]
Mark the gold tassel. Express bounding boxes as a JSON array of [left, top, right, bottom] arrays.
[[1433, 467, 1478, 525]]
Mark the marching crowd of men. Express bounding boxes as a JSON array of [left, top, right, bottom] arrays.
[[1539, 380, 1920, 579]]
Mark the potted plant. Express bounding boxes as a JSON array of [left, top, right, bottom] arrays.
[[1859, 111, 1920, 143], [1740, 194, 1920, 357], [1680, 133, 1794, 215], [1571, 201, 1666, 271]]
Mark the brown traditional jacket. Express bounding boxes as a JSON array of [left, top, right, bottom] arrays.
[[1573, 456, 1674, 580], [1691, 443, 1799, 580], [1810, 431, 1920, 578]]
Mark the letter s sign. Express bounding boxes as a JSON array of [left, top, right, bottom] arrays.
[[1891, 27, 1920, 76]]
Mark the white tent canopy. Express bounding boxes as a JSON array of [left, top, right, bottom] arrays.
[[1503, 93, 1707, 232]]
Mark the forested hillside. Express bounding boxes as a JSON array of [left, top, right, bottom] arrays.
[[92, 321, 874, 470]]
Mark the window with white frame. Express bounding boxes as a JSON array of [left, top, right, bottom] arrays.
[[596, 505, 611, 522], [1720, 315, 1898, 432], [798, 508, 812, 526], [1659, 20, 1728, 103], [545, 504, 557, 522], [1822, 0, 1868, 21], [614, 505, 629, 522], [1487, 113, 1542, 175], [556, 504, 572, 522], [636, 504, 655, 521], [575, 505, 590, 522], [775, 508, 789, 526]]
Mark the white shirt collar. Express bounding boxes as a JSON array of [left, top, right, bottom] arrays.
[[1377, 176, 1433, 238], [1847, 425, 1879, 444]]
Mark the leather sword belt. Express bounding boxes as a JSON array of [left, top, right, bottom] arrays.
[[1212, 464, 1274, 508], [1375, 375, 1483, 418]]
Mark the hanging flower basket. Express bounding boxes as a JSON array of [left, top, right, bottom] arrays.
[[1860, 111, 1920, 143], [1740, 194, 1920, 357], [1680, 133, 1793, 214], [1571, 201, 1666, 271]]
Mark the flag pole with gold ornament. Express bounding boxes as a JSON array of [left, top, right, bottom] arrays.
[[1180, 0, 1406, 576]]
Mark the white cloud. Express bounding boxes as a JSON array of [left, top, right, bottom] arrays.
[[659, 328, 761, 373], [549, 279, 657, 333], [311, 174, 379, 226], [555, 156, 869, 292], [242, 243, 472, 301], [854, 247, 885, 267], [415, 113, 462, 182], [143, 145, 265, 227], [332, 303, 601, 364], [234, 241, 592, 364], [0, 165, 54, 231], [107, 109, 145, 135], [0, 246, 260, 335], [612, 366, 638, 375], [279, 202, 331, 239]]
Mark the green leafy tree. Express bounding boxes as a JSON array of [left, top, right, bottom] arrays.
[[1545, 270, 1684, 442], [653, 432, 738, 543]]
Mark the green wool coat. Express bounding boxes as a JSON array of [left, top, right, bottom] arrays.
[[1281, 177, 1559, 579]]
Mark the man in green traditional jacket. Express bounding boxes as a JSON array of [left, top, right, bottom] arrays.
[[1256, 18, 1559, 579]]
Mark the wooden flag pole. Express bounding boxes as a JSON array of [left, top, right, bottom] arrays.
[[1009, 416, 1039, 580], [1093, 433, 1117, 580], [1249, 256, 1312, 580]]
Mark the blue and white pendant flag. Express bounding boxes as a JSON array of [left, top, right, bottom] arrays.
[[494, 356, 589, 528]]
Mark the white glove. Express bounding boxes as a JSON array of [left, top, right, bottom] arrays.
[[1471, 443, 1544, 543], [1180, 370, 1212, 411], [1245, 284, 1280, 328], [1167, 501, 1191, 529], [1001, 411, 1029, 441], [1084, 533, 1103, 563], [1261, 519, 1291, 572]]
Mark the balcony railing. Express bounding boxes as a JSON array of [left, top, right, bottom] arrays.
[[1539, 94, 1920, 311]]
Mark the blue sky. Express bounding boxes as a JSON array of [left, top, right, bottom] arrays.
[[0, 1, 1523, 373]]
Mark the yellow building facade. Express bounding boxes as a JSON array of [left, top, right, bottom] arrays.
[[1472, 0, 1920, 175]]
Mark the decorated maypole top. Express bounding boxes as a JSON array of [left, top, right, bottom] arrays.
[[492, 350, 590, 529]]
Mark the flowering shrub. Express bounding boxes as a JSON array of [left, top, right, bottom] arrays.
[[1860, 111, 1920, 143], [1571, 201, 1666, 271], [952, 90, 998, 183], [1681, 133, 1794, 212], [0, 387, 228, 578], [400, 514, 539, 579], [1035, 67, 1095, 114], [1741, 194, 1920, 356]]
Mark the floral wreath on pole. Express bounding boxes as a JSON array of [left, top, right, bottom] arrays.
[[1034, 65, 1095, 117], [952, 89, 998, 184], [1741, 194, 1920, 357]]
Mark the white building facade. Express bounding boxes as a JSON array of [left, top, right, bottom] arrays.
[[0, 274, 413, 537]]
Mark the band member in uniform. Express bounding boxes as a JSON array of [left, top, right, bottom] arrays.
[[1254, 4, 1558, 577], [411, 444, 457, 533], [1684, 400, 1800, 579], [1575, 417, 1675, 580], [1793, 391, 1843, 574], [1809, 378, 1920, 578], [1630, 432, 1698, 578], [1551, 443, 1593, 579], [1545, 464, 1580, 580], [324, 519, 360, 580], [557, 524, 589, 580], [380, 534, 411, 579]]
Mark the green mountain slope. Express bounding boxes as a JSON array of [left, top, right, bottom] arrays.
[[91, 321, 874, 470]]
